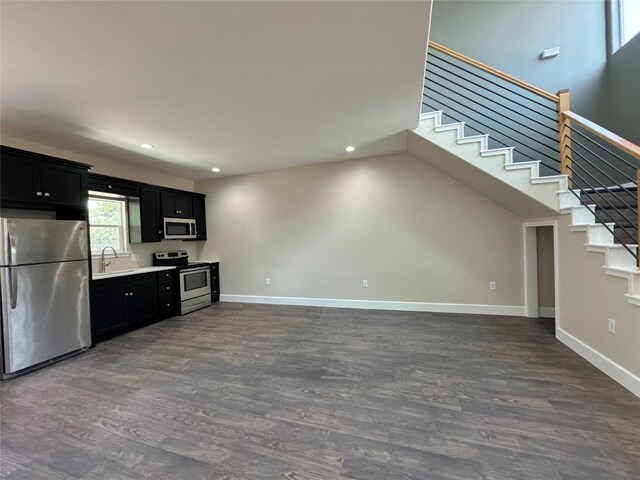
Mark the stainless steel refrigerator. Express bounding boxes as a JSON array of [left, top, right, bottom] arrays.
[[0, 218, 91, 378]]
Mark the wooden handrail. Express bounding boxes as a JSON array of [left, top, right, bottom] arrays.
[[562, 111, 640, 161], [428, 41, 559, 103], [557, 89, 571, 182]]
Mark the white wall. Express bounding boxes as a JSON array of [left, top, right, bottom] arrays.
[[1, 134, 194, 191], [556, 214, 640, 392], [196, 152, 525, 313]]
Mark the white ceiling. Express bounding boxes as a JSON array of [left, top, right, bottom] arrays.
[[1, 1, 431, 179]]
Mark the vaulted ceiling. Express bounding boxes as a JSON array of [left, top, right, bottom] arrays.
[[1, 1, 431, 179]]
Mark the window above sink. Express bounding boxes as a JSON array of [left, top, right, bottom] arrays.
[[88, 193, 128, 255]]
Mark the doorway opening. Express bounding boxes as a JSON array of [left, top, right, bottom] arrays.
[[524, 221, 558, 336]]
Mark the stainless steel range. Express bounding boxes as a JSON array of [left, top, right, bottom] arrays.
[[153, 251, 211, 315]]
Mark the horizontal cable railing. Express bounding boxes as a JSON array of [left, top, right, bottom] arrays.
[[424, 41, 563, 175], [560, 112, 639, 263], [423, 40, 640, 265]]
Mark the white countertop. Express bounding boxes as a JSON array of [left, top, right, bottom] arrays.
[[92, 266, 176, 280]]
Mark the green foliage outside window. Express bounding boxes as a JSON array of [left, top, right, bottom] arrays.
[[89, 198, 125, 253]]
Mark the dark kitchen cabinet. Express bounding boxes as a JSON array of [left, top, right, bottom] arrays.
[[40, 163, 88, 209], [161, 190, 193, 219], [129, 187, 163, 243], [157, 269, 179, 319], [91, 285, 127, 340], [91, 273, 158, 342], [0, 154, 39, 204], [210, 262, 220, 302], [88, 173, 140, 197], [140, 187, 163, 242], [1, 146, 89, 211], [191, 194, 207, 241]]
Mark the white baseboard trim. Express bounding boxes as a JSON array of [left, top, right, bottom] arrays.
[[556, 327, 640, 398], [220, 294, 526, 317], [538, 306, 556, 318]]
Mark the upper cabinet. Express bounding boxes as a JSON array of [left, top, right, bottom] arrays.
[[88, 174, 140, 198], [137, 187, 163, 243], [191, 194, 207, 241], [89, 172, 207, 243], [1, 146, 90, 211], [161, 190, 193, 219]]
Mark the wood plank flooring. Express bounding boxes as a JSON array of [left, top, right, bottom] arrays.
[[1, 302, 638, 479]]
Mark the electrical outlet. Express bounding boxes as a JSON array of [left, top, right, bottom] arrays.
[[265, 278, 270, 286], [608, 318, 616, 334], [489, 281, 497, 290], [131, 253, 140, 262], [363, 280, 368, 288]]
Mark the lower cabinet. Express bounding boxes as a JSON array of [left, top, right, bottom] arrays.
[[157, 269, 179, 319], [210, 262, 220, 302], [91, 273, 159, 342]]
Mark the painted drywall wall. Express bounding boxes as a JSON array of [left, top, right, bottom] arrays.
[[600, 34, 640, 145], [556, 214, 640, 383], [1, 134, 195, 191], [429, 0, 608, 119], [1, 134, 198, 267], [536, 226, 555, 314], [195, 152, 525, 310]]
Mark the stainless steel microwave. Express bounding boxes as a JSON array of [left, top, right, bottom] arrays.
[[163, 217, 197, 240]]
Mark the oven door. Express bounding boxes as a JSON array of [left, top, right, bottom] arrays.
[[179, 266, 211, 302], [164, 217, 197, 239]]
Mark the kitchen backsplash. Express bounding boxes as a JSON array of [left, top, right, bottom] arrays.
[[92, 241, 199, 272]]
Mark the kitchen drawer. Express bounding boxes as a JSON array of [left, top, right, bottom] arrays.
[[158, 298, 178, 320], [159, 281, 174, 298], [158, 270, 175, 282]]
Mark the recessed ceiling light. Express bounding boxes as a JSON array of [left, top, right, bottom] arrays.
[[211, 167, 221, 173], [140, 143, 154, 149], [345, 145, 355, 152]]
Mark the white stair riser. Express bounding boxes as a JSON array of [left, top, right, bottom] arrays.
[[586, 225, 614, 245], [505, 162, 540, 178], [571, 206, 596, 225], [558, 190, 581, 209], [605, 247, 637, 268], [456, 136, 488, 151]]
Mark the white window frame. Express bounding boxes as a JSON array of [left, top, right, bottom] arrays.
[[608, 0, 640, 55], [88, 194, 129, 256]]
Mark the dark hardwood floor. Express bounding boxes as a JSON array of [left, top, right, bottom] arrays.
[[1, 303, 638, 479]]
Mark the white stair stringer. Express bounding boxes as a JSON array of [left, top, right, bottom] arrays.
[[565, 196, 640, 307], [412, 111, 639, 308], [413, 111, 567, 215]]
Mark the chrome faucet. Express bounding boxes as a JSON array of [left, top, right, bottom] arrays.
[[100, 246, 118, 273]]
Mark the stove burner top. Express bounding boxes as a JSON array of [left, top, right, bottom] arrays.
[[177, 262, 210, 271], [152, 250, 209, 270]]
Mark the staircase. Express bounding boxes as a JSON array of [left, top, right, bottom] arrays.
[[413, 35, 640, 311], [583, 187, 638, 244], [412, 110, 640, 308]]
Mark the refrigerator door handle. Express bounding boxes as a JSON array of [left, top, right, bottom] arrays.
[[5, 220, 14, 266], [9, 268, 17, 309]]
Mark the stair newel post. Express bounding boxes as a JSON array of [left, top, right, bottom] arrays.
[[557, 89, 571, 186]]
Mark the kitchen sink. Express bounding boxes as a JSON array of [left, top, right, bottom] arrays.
[[93, 269, 139, 277]]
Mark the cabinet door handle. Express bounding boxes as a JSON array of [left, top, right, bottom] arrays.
[[166, 303, 171, 307], [124, 292, 129, 296], [44, 192, 50, 197], [130, 292, 134, 296], [158, 230, 162, 235], [36, 191, 43, 196], [108, 185, 113, 189]]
